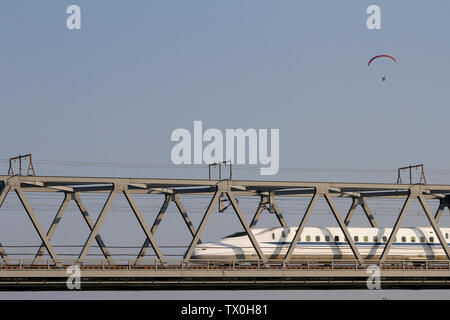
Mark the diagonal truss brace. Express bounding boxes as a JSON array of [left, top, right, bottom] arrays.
[[0, 184, 11, 264], [184, 189, 266, 262], [123, 189, 165, 263], [284, 192, 319, 262], [418, 195, 450, 260], [135, 193, 198, 264], [284, 190, 364, 264], [379, 192, 413, 262], [184, 191, 221, 261], [77, 188, 117, 263], [324, 193, 364, 263], [226, 191, 266, 262], [33, 192, 71, 263], [434, 196, 450, 223], [250, 193, 287, 228], [344, 197, 378, 227], [78, 185, 168, 264], [250, 197, 266, 227], [380, 191, 450, 262], [73, 193, 113, 264], [174, 194, 198, 238], [135, 194, 169, 263], [34, 192, 114, 264], [15, 188, 62, 266]]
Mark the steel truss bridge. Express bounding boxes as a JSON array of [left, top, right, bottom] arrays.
[[1, 175, 450, 290]]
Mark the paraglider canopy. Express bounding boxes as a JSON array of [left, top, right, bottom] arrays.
[[368, 55, 397, 66]]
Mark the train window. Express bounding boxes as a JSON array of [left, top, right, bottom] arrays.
[[272, 233, 275, 240], [363, 236, 368, 242], [306, 235, 311, 242], [382, 236, 387, 242], [354, 236, 359, 242], [315, 236, 321, 242], [429, 237, 434, 243], [411, 236, 416, 243], [373, 236, 378, 242], [281, 231, 286, 238], [325, 235, 330, 241], [446, 233, 449, 240], [420, 237, 426, 243], [334, 236, 340, 242], [401, 236, 406, 243]]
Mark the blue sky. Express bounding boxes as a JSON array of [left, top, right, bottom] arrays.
[[1, 0, 450, 180], [1, 1, 450, 299]]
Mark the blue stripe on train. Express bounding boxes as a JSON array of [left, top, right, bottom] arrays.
[[263, 241, 445, 246]]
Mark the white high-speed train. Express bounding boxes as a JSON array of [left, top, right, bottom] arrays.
[[191, 227, 450, 260]]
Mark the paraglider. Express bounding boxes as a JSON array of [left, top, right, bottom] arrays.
[[368, 54, 397, 66], [368, 55, 397, 82]]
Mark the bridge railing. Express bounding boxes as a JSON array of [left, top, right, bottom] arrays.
[[0, 258, 449, 271]]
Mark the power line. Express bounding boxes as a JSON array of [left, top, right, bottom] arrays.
[[3, 158, 450, 174]]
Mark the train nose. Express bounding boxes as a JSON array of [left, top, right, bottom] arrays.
[[190, 246, 207, 259]]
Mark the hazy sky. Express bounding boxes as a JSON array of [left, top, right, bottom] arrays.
[[1, 1, 450, 299], [1, 0, 450, 180]]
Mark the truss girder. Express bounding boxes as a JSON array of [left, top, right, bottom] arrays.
[[0, 176, 450, 265]]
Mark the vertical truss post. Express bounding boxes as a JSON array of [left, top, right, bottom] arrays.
[[184, 190, 220, 261], [33, 192, 71, 263], [15, 188, 61, 266], [284, 191, 319, 262], [78, 187, 117, 263], [324, 193, 364, 264], [417, 195, 450, 260], [379, 191, 413, 262], [226, 191, 266, 262], [73, 192, 113, 264], [123, 189, 166, 263]]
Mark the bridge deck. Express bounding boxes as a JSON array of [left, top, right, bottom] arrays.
[[0, 259, 449, 290]]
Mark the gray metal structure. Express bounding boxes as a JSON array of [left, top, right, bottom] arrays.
[[1, 174, 450, 290]]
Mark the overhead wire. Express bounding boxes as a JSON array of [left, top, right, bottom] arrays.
[[3, 158, 450, 174]]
